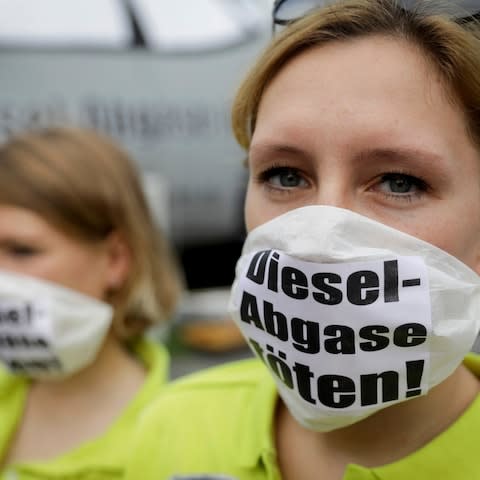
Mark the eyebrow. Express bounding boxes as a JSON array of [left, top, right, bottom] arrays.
[[249, 142, 448, 169], [248, 143, 312, 164], [0, 236, 38, 246], [250, 143, 306, 154], [353, 147, 447, 167]]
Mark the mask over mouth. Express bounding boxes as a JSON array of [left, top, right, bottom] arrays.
[[0, 270, 112, 380], [229, 205, 480, 432]]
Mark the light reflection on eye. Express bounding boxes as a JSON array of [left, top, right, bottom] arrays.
[[379, 173, 427, 195], [261, 167, 308, 188]]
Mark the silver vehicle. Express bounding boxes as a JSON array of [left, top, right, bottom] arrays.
[[0, 0, 272, 287]]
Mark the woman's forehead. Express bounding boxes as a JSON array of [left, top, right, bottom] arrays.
[[262, 35, 435, 99], [251, 35, 477, 171], [256, 36, 459, 132]]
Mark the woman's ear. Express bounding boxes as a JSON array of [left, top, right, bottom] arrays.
[[104, 231, 132, 291]]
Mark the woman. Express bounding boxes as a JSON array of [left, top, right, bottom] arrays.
[[0, 127, 182, 479], [126, 1, 480, 479]]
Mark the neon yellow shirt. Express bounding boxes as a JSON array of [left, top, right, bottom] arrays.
[[127, 353, 480, 480], [0, 339, 168, 480]]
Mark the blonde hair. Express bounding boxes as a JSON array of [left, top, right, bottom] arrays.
[[0, 127, 182, 338], [232, 0, 480, 150]]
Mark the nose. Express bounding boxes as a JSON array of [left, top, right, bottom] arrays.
[[313, 176, 355, 212]]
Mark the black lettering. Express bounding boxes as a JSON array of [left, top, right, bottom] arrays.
[[246, 250, 270, 285], [0, 336, 14, 347], [317, 375, 356, 408], [384, 260, 399, 302], [7, 357, 61, 371], [8, 360, 26, 371], [267, 353, 293, 388], [267, 252, 280, 293], [406, 360, 424, 397], [281, 267, 308, 300], [264, 301, 288, 340], [248, 338, 265, 362], [292, 362, 316, 404], [359, 325, 390, 351], [291, 317, 320, 354], [0, 305, 33, 325], [311, 273, 343, 305], [347, 270, 379, 305], [0, 309, 19, 323], [239, 291, 264, 330], [360, 371, 399, 406], [394, 323, 427, 347], [324, 325, 355, 354], [26, 304, 33, 324], [34, 338, 49, 348], [0, 335, 49, 348]]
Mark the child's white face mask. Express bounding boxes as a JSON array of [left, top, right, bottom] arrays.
[[0, 270, 112, 380], [229, 206, 480, 432]]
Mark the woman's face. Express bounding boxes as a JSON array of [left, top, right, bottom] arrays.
[[245, 35, 480, 272], [0, 205, 126, 300]]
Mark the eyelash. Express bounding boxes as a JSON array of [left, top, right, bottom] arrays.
[[256, 165, 430, 201], [376, 171, 429, 202], [5, 243, 39, 258], [257, 165, 308, 192]]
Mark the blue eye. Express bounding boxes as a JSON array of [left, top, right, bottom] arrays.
[[379, 173, 427, 195], [262, 167, 307, 189]]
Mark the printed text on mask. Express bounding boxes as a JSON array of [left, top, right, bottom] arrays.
[[0, 301, 61, 373], [238, 250, 428, 409]]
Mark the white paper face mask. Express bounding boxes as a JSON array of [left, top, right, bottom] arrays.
[[0, 270, 113, 380], [229, 206, 480, 432]]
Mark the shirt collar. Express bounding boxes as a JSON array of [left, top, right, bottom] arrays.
[[238, 362, 278, 469], [358, 353, 480, 479], [237, 353, 480, 478]]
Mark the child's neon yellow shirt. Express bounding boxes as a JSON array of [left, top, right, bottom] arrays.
[[127, 353, 480, 480], [0, 339, 168, 480]]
